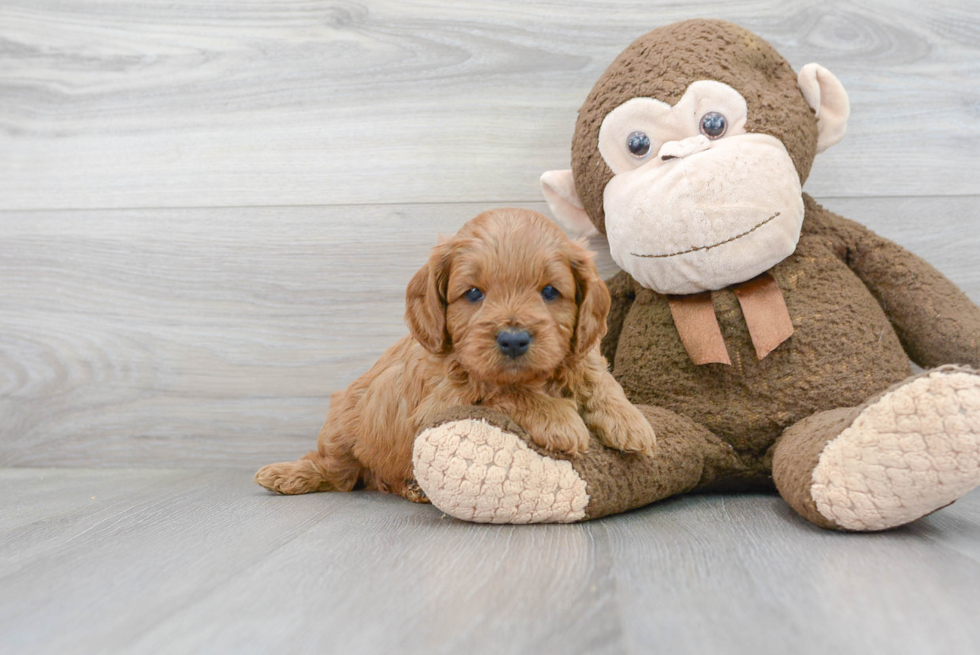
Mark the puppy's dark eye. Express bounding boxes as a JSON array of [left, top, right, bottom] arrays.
[[464, 288, 484, 302], [541, 285, 560, 301]]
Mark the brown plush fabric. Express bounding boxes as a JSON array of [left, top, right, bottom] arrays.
[[771, 406, 863, 530], [579, 405, 714, 519], [572, 19, 818, 234], [607, 195, 914, 456], [814, 198, 980, 369]]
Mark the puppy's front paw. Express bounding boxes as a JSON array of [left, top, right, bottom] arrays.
[[587, 404, 656, 456], [531, 414, 592, 457], [519, 403, 591, 457]]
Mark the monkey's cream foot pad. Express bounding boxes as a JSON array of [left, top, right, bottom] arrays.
[[812, 366, 980, 531], [413, 419, 589, 523]]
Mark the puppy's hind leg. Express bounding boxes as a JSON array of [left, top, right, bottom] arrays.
[[255, 441, 362, 495], [255, 454, 327, 495]]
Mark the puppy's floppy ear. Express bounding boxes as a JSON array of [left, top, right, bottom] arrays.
[[406, 240, 454, 354], [567, 238, 611, 355]]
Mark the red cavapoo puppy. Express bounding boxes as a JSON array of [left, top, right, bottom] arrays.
[[255, 208, 656, 501]]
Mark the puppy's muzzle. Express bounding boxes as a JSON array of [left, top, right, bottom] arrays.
[[496, 329, 531, 359]]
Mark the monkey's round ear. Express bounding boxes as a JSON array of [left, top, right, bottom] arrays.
[[798, 63, 850, 154], [540, 170, 600, 239]]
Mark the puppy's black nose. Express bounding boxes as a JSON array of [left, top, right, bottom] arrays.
[[496, 329, 531, 358]]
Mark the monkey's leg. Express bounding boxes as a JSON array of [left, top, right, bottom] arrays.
[[411, 404, 743, 523], [772, 366, 980, 531]]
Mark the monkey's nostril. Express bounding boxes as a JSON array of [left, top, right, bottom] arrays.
[[496, 329, 531, 359]]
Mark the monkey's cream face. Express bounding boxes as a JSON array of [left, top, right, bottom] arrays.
[[597, 81, 805, 295]]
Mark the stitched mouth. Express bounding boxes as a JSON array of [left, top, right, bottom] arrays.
[[631, 212, 780, 259]]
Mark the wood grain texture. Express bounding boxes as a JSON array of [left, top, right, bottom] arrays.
[[2, 197, 977, 468], [606, 496, 980, 654], [0, 0, 977, 210], [2, 468, 979, 654], [0, 202, 485, 467]]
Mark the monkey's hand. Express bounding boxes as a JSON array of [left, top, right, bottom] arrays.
[[835, 210, 980, 369]]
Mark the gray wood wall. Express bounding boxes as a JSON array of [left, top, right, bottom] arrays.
[[1, 0, 977, 468]]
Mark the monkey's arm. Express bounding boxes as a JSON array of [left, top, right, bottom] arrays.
[[600, 270, 636, 364], [829, 211, 980, 368]]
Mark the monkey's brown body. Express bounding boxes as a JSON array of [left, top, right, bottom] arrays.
[[607, 196, 914, 464], [412, 20, 980, 529]]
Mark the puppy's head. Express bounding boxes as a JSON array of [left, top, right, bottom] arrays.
[[406, 208, 610, 384]]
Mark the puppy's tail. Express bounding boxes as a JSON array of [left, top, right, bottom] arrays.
[[255, 449, 359, 495]]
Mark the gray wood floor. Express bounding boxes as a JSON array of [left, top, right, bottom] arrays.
[[2, 1, 980, 653], [3, 470, 980, 655]]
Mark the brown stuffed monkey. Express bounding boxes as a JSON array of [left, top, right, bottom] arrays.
[[411, 19, 980, 530]]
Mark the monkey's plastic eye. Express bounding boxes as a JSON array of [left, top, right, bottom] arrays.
[[541, 285, 560, 301], [626, 131, 651, 158], [464, 288, 484, 302], [699, 112, 727, 139]]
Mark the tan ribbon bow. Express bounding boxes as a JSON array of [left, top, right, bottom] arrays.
[[667, 272, 794, 365]]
